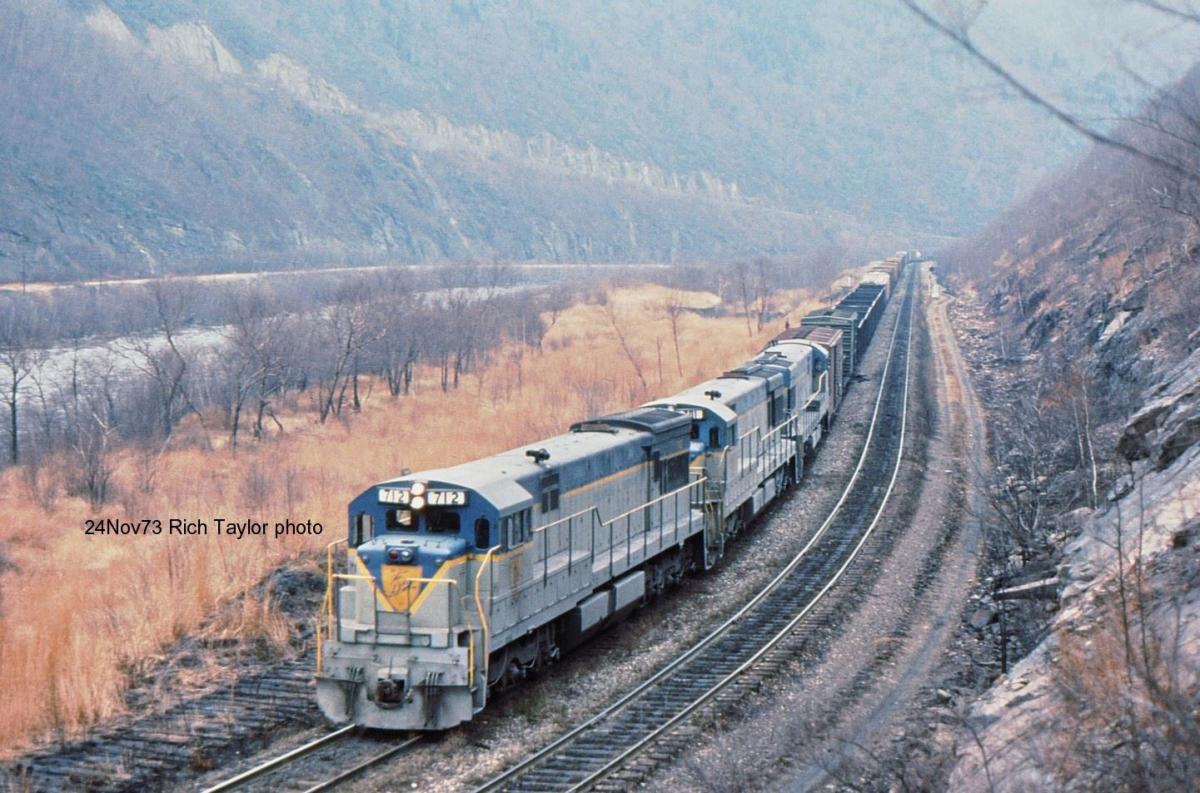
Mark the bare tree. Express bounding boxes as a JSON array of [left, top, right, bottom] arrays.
[[0, 303, 43, 464], [123, 280, 202, 440], [72, 408, 114, 505], [728, 261, 755, 337], [1125, 64, 1200, 229], [753, 257, 773, 331], [313, 292, 373, 423], [664, 292, 685, 377], [217, 286, 298, 445], [898, 0, 1200, 184], [368, 284, 424, 398], [540, 285, 572, 351], [603, 298, 649, 392], [222, 296, 261, 449]]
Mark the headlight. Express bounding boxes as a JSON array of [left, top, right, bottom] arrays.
[[386, 546, 416, 563], [411, 495, 426, 510], [410, 481, 427, 496]]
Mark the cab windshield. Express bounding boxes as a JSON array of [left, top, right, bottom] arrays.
[[426, 509, 461, 534]]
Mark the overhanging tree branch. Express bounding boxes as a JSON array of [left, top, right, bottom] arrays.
[[1129, 0, 1200, 27], [897, 0, 1200, 183]]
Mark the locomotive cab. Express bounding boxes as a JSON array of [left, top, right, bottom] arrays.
[[318, 476, 529, 730], [643, 402, 732, 455]]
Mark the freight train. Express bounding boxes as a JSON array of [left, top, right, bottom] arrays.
[[315, 253, 916, 730]]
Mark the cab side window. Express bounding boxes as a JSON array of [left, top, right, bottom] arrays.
[[502, 508, 533, 547], [352, 512, 373, 547], [663, 454, 688, 491], [474, 518, 491, 549], [539, 473, 560, 513], [385, 508, 416, 531], [427, 510, 460, 533], [772, 392, 787, 425]]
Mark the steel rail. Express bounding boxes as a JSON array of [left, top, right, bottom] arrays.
[[300, 735, 423, 793], [201, 728, 421, 793], [474, 273, 916, 793], [566, 278, 915, 792], [199, 725, 356, 793]]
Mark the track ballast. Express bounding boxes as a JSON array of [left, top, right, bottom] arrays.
[[475, 271, 917, 793]]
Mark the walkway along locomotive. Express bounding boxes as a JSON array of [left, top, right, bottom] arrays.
[[314, 253, 914, 730]]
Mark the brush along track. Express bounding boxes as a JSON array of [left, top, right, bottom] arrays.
[[474, 273, 917, 793], [2, 659, 320, 792]]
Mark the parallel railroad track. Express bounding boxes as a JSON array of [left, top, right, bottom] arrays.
[[5, 272, 916, 793], [3, 659, 319, 793], [473, 271, 917, 793]]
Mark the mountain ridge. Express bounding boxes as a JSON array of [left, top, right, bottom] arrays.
[[4, 0, 1187, 279]]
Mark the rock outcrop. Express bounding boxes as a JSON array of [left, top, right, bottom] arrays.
[[947, 324, 1200, 793], [146, 21, 243, 78]]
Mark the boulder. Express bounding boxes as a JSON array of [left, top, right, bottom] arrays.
[[969, 607, 996, 631]]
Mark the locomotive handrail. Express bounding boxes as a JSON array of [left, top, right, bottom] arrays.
[[535, 476, 706, 538], [317, 538, 347, 675], [535, 504, 608, 537], [328, 573, 464, 664], [474, 546, 501, 693], [325, 573, 375, 663], [759, 416, 791, 471], [737, 423, 759, 474], [597, 476, 705, 567], [473, 266, 915, 792], [530, 477, 709, 578], [478, 477, 711, 605], [347, 574, 459, 620]]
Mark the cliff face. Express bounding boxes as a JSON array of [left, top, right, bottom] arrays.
[[941, 72, 1200, 791], [947, 347, 1200, 791]]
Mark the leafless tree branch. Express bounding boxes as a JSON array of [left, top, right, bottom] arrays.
[[897, 0, 1200, 183]]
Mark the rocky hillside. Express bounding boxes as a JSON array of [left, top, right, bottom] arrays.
[[0, 2, 850, 279], [945, 342, 1200, 791], [1, 0, 1178, 280], [938, 68, 1200, 792]]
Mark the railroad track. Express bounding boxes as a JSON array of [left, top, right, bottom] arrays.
[[473, 272, 917, 793], [3, 659, 320, 793], [5, 274, 914, 793], [198, 727, 421, 793]]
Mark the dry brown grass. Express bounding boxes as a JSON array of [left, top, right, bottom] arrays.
[[0, 283, 822, 755], [1048, 581, 1200, 791]]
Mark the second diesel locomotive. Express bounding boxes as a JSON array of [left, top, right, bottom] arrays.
[[315, 253, 914, 730]]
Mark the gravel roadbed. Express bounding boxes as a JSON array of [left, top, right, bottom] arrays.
[[336, 273, 915, 793], [184, 277, 910, 793], [636, 265, 993, 792]]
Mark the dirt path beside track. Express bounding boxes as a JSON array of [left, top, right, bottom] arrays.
[[640, 262, 991, 792]]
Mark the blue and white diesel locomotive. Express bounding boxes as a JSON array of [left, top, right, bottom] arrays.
[[315, 254, 911, 730]]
